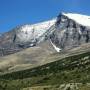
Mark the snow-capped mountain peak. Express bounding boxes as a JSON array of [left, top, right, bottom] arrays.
[[1, 12, 90, 56], [21, 18, 56, 32], [16, 18, 56, 43], [63, 12, 90, 27]]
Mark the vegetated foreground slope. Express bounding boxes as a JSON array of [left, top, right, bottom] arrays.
[[0, 50, 90, 90]]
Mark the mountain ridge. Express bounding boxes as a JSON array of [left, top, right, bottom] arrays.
[[0, 12, 90, 56]]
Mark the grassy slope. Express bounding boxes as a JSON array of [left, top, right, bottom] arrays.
[[0, 42, 90, 74], [0, 51, 90, 90]]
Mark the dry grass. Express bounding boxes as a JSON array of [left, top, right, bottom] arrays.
[[0, 43, 90, 73]]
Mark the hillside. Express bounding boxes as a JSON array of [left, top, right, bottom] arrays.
[[0, 42, 90, 74], [0, 50, 90, 90]]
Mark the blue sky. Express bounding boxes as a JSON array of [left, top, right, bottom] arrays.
[[0, 0, 90, 33]]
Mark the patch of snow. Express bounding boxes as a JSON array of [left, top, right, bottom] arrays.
[[78, 29, 82, 34], [17, 18, 56, 42], [50, 39, 61, 52], [63, 12, 90, 27]]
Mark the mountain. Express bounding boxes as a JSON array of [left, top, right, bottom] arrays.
[[0, 12, 90, 56], [0, 19, 56, 56], [0, 12, 90, 73], [0, 12, 90, 90], [52, 12, 90, 50]]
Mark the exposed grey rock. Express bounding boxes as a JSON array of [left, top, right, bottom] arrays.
[[0, 12, 90, 56], [50, 13, 90, 50]]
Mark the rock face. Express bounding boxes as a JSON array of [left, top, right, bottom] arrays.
[[0, 12, 90, 56], [50, 13, 90, 50]]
